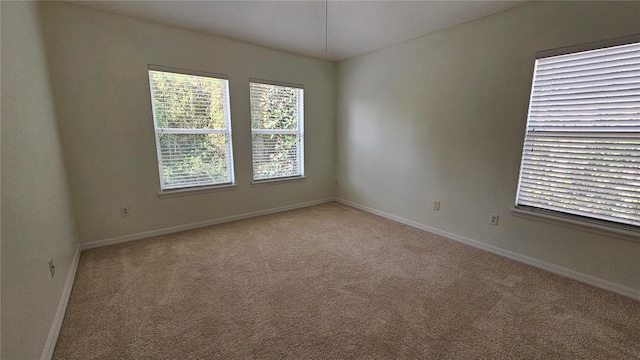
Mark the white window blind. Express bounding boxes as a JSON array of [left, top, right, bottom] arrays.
[[148, 66, 234, 191], [516, 39, 640, 229], [250, 80, 304, 181]]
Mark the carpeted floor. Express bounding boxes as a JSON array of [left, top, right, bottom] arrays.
[[54, 202, 640, 359]]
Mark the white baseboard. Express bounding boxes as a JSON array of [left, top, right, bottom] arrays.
[[41, 246, 81, 360], [335, 198, 640, 301], [80, 198, 335, 250]]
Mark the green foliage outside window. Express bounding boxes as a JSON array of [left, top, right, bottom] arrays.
[[250, 83, 303, 180], [150, 71, 231, 188], [150, 71, 303, 188]]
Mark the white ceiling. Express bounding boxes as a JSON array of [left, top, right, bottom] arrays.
[[71, 1, 525, 62]]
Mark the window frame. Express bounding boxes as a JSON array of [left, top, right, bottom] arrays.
[[148, 64, 235, 194], [514, 34, 640, 237], [249, 78, 305, 183]]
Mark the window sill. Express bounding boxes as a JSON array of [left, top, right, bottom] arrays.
[[157, 184, 237, 198], [511, 207, 639, 243], [252, 176, 306, 187]]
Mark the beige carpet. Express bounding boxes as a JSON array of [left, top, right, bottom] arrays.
[[54, 202, 640, 359]]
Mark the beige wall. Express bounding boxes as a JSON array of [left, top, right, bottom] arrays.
[[336, 1, 640, 290], [39, 2, 336, 243], [1, 2, 79, 358]]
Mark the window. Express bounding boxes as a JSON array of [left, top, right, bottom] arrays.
[[250, 79, 304, 181], [515, 37, 640, 230], [148, 65, 234, 191]]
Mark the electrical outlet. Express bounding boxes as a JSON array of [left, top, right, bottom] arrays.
[[490, 213, 499, 225], [335, 180, 339, 186], [120, 205, 131, 217], [433, 201, 440, 211], [48, 258, 55, 278]]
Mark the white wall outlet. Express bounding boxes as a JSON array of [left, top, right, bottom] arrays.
[[490, 213, 499, 225], [120, 205, 131, 217], [48, 258, 55, 278], [433, 201, 440, 211]]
